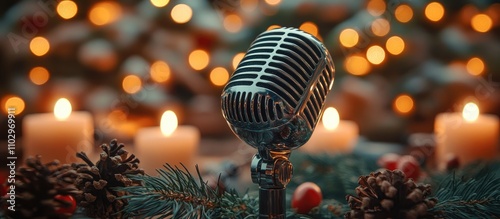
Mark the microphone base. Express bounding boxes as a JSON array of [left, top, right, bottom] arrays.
[[259, 187, 286, 219]]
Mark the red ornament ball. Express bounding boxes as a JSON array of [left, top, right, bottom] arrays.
[[377, 153, 401, 170], [54, 194, 77, 215], [397, 155, 421, 180], [291, 182, 322, 214]]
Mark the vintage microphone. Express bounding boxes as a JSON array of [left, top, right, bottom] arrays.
[[221, 27, 335, 218]]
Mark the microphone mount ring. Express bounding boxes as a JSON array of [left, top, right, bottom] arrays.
[[251, 148, 293, 218]]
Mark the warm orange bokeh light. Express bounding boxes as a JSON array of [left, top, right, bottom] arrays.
[[150, 0, 169, 7], [267, 25, 281, 30], [339, 28, 359, 48], [3, 96, 25, 115], [385, 36, 405, 55], [425, 2, 445, 22], [29, 66, 50, 85], [299, 22, 319, 37], [395, 4, 413, 23], [344, 55, 371, 76], [232, 52, 245, 70], [466, 57, 485, 76], [265, 0, 281, 6], [224, 14, 243, 33], [210, 67, 230, 86], [89, 2, 121, 26], [57, 0, 78, 19], [150, 61, 171, 83], [471, 14, 493, 33], [393, 94, 414, 114], [366, 45, 386, 65], [30, 36, 50, 56], [122, 75, 142, 94], [171, 4, 192, 24], [371, 18, 390, 37], [189, 50, 210, 70], [367, 0, 386, 16]]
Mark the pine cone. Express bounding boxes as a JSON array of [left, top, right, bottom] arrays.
[[345, 170, 438, 219], [74, 139, 143, 218], [0, 156, 79, 219]]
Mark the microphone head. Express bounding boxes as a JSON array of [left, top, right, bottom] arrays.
[[221, 27, 335, 151]]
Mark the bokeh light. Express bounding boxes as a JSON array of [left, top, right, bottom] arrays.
[[395, 4, 413, 23], [425, 2, 445, 22], [57, 0, 78, 19], [150, 61, 171, 83], [30, 36, 50, 56], [171, 4, 192, 24], [29, 66, 50, 85], [89, 2, 121, 26], [339, 28, 359, 48], [267, 25, 281, 30], [189, 50, 210, 70], [344, 55, 371, 76], [265, 0, 281, 6], [385, 36, 405, 55], [471, 14, 493, 33], [299, 22, 318, 37], [241, 0, 258, 12], [366, 0, 386, 16], [150, 0, 169, 7], [366, 45, 386, 65], [224, 14, 243, 33], [393, 94, 414, 115], [232, 52, 245, 70], [210, 67, 230, 86], [3, 96, 25, 115], [371, 18, 390, 37], [466, 57, 485, 76], [122, 75, 142, 94]]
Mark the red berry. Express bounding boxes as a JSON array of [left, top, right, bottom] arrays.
[[396, 155, 420, 180], [291, 182, 322, 214], [54, 194, 77, 215], [377, 153, 400, 170]]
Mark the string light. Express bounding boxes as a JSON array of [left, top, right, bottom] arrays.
[[371, 18, 390, 37], [299, 22, 318, 37], [209, 67, 230, 86], [150, 0, 169, 7], [267, 25, 281, 30], [88, 2, 121, 26], [366, 45, 386, 65], [393, 94, 414, 115], [344, 55, 371, 76], [385, 36, 405, 55], [30, 36, 50, 56], [471, 14, 492, 33], [339, 28, 359, 48], [122, 75, 142, 94], [3, 96, 25, 115], [57, 0, 78, 19], [425, 2, 445, 22], [29, 66, 50, 85], [395, 4, 413, 23], [171, 4, 192, 24], [188, 50, 210, 70], [150, 61, 171, 83], [232, 53, 245, 70], [366, 0, 386, 16], [466, 57, 485, 76], [224, 14, 243, 33]]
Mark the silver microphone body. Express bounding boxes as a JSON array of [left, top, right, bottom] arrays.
[[221, 27, 335, 151]]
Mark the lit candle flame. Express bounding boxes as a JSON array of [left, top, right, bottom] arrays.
[[322, 107, 340, 130], [54, 98, 72, 121], [462, 102, 479, 122], [161, 110, 177, 136]]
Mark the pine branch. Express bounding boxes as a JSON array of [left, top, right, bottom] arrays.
[[117, 164, 259, 219], [430, 161, 500, 218]]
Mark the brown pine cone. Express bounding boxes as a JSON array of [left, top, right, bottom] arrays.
[[74, 139, 144, 218], [345, 170, 438, 219]]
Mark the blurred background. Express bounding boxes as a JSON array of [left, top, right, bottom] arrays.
[[0, 0, 499, 159]]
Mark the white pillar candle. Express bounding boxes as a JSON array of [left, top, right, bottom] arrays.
[[435, 102, 499, 168], [23, 98, 94, 163], [302, 107, 359, 154], [135, 110, 200, 175]]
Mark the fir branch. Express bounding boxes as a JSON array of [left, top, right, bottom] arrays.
[[429, 161, 500, 218], [117, 164, 259, 219]]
